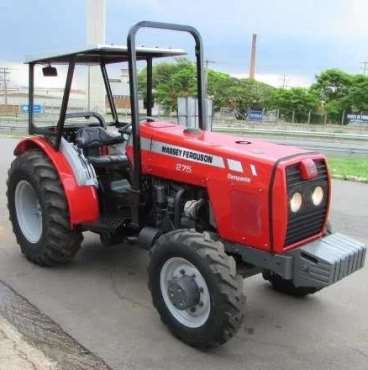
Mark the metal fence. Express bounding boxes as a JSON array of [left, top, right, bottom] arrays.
[[177, 97, 213, 129], [1, 102, 367, 138], [216, 108, 363, 126]]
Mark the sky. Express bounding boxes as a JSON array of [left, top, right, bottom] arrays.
[[1, 0, 368, 88]]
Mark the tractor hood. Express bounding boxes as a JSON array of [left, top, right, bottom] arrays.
[[137, 121, 328, 253], [140, 121, 311, 166]]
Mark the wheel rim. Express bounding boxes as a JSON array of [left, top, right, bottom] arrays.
[[160, 257, 211, 328], [14, 180, 43, 243]]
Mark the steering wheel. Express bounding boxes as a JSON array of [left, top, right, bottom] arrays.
[[119, 122, 132, 134]]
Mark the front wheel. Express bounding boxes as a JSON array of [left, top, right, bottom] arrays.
[[148, 230, 245, 348]]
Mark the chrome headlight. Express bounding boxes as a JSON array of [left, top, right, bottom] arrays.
[[311, 186, 324, 206], [290, 192, 303, 213]]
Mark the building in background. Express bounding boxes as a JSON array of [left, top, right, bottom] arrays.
[[0, 63, 154, 118], [0, 87, 87, 115], [108, 68, 131, 111]]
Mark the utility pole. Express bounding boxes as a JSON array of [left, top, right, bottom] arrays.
[[249, 34, 257, 80], [0, 66, 11, 105], [86, 0, 106, 113], [361, 61, 368, 75], [282, 72, 288, 89], [204, 59, 216, 91], [87, 66, 91, 111]]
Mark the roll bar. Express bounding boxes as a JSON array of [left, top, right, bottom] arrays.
[[127, 21, 208, 194]]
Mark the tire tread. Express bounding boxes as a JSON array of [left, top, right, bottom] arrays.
[[148, 229, 245, 348], [7, 149, 83, 266]]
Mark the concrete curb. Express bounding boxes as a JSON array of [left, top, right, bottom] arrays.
[[0, 281, 112, 370], [332, 175, 368, 184], [0, 315, 57, 369]]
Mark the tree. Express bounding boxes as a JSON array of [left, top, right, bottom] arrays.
[[311, 69, 352, 102], [138, 60, 368, 123], [206, 70, 237, 110], [225, 79, 274, 113], [138, 58, 274, 114], [207, 72, 274, 112], [310, 69, 353, 121], [269, 88, 319, 122], [139, 58, 196, 113], [347, 75, 368, 112]]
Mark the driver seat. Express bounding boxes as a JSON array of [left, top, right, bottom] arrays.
[[75, 126, 124, 148], [75, 127, 129, 168]]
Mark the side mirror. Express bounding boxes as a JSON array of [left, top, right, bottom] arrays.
[[42, 65, 58, 77]]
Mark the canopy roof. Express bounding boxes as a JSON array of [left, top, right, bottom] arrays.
[[25, 44, 186, 65]]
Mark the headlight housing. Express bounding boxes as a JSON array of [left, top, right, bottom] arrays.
[[290, 192, 303, 213], [311, 186, 324, 206]]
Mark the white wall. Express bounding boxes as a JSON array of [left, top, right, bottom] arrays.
[[86, 0, 106, 113]]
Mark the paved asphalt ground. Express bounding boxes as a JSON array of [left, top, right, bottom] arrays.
[[0, 137, 367, 370]]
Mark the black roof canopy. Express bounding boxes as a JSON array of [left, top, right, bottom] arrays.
[[25, 44, 186, 65]]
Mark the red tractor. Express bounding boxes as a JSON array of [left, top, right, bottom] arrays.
[[7, 21, 366, 348]]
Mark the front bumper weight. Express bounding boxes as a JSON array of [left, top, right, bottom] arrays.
[[288, 233, 366, 288], [225, 233, 366, 289]]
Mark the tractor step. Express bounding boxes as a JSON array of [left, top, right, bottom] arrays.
[[82, 215, 127, 234]]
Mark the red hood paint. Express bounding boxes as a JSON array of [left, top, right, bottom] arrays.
[[140, 121, 309, 164], [135, 121, 328, 254]]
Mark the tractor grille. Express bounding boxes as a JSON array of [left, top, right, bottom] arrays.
[[285, 159, 329, 246]]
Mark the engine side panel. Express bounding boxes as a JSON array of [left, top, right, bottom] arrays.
[[136, 131, 274, 250], [14, 136, 100, 226]]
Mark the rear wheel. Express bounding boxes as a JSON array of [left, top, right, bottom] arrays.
[[262, 270, 319, 297], [148, 230, 245, 348], [7, 150, 83, 266]]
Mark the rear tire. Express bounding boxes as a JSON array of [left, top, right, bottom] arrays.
[[148, 230, 245, 348], [262, 271, 319, 297], [7, 150, 83, 266]]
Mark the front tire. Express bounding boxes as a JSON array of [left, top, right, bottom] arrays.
[[148, 230, 245, 348], [7, 150, 83, 266]]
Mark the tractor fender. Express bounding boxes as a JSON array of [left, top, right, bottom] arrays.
[[14, 136, 100, 226]]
